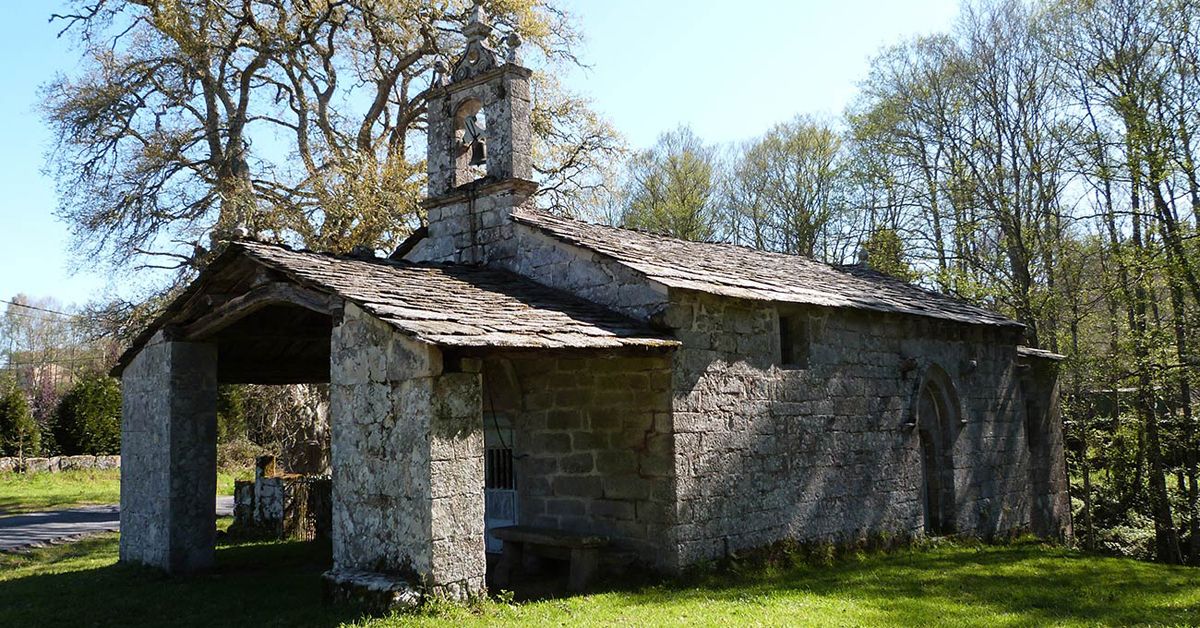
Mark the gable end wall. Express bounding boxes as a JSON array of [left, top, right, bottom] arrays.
[[407, 200, 667, 322]]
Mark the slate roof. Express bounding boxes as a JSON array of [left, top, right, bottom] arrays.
[[512, 210, 1022, 329], [111, 241, 678, 376], [235, 241, 677, 350], [1017, 346, 1066, 361]]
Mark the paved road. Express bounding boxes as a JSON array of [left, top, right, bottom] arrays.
[[0, 496, 235, 552]]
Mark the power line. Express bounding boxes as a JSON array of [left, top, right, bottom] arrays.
[[0, 299, 78, 319]]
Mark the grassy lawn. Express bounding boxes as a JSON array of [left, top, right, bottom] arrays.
[[0, 469, 245, 514], [1, 535, 1197, 627]]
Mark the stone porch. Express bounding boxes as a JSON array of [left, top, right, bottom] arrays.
[[113, 252, 678, 601]]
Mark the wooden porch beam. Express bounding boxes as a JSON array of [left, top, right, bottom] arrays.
[[183, 282, 335, 340]]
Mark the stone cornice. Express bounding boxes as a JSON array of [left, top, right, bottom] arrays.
[[422, 177, 539, 209]]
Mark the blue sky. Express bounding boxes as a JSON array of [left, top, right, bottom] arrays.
[[0, 0, 959, 309]]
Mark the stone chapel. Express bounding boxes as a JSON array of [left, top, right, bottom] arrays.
[[112, 2, 1071, 603]]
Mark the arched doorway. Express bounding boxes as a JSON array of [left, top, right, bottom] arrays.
[[916, 367, 959, 535]]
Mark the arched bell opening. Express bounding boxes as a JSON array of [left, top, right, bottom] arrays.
[[454, 98, 487, 186]]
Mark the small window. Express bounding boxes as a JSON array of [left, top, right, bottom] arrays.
[[779, 314, 810, 369], [485, 447, 515, 490], [1025, 400, 1040, 452]]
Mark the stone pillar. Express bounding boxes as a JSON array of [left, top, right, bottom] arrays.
[[119, 332, 218, 573], [328, 304, 485, 600]]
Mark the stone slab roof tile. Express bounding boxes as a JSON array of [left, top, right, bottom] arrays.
[[1017, 346, 1066, 361], [512, 210, 1022, 329], [236, 241, 677, 351]]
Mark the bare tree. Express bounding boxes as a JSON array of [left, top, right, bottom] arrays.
[[44, 0, 617, 274], [725, 115, 851, 260]]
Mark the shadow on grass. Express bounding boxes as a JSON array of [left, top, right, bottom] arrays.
[[586, 542, 1200, 626], [4, 538, 1198, 627], [0, 535, 370, 628]]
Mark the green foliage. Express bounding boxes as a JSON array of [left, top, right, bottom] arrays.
[[217, 385, 249, 444], [0, 385, 39, 458], [621, 126, 720, 241], [217, 439, 271, 471], [863, 228, 918, 281], [51, 374, 121, 456], [726, 115, 851, 258]]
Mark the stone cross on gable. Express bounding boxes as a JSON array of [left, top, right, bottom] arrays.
[[463, 0, 491, 43]]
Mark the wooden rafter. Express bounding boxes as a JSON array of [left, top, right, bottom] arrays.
[[183, 282, 335, 340]]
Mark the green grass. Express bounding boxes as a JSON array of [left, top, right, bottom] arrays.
[[0, 468, 246, 514], [1, 535, 1197, 627]]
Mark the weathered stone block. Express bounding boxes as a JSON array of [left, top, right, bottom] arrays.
[[322, 569, 421, 612], [546, 498, 587, 517], [554, 476, 603, 499], [572, 431, 608, 450], [590, 499, 636, 521], [588, 408, 624, 430], [547, 409, 583, 430], [595, 451, 637, 475], [559, 453, 594, 474], [602, 477, 653, 501], [530, 432, 572, 453]]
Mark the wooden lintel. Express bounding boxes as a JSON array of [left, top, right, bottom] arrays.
[[184, 282, 334, 340]]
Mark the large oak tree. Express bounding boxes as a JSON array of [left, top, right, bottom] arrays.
[[44, 0, 620, 274]]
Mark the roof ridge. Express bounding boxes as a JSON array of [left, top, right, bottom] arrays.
[[235, 238, 434, 270], [513, 208, 821, 260]]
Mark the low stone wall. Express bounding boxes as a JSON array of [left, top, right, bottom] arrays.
[[232, 473, 333, 541], [0, 455, 121, 473]]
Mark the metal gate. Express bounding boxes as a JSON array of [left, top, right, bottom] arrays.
[[484, 422, 517, 553]]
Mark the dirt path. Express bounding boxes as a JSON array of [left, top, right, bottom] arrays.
[[0, 496, 234, 552]]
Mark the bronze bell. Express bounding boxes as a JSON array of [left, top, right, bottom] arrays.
[[469, 138, 487, 166]]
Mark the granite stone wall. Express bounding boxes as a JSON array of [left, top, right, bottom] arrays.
[[0, 455, 120, 473], [484, 355, 677, 568], [416, 180, 531, 266], [415, 201, 1069, 571], [409, 43, 1069, 574], [329, 304, 485, 599], [118, 332, 218, 573], [665, 290, 1056, 565]]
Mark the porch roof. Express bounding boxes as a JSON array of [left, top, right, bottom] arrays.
[[112, 240, 678, 377]]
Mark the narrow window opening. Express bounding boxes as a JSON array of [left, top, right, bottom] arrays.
[[779, 314, 810, 369], [485, 447, 514, 490], [1025, 400, 1040, 452]]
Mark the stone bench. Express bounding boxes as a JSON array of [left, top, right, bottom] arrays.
[[491, 525, 609, 592]]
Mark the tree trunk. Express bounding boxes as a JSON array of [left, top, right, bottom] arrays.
[[1169, 280, 1199, 564]]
